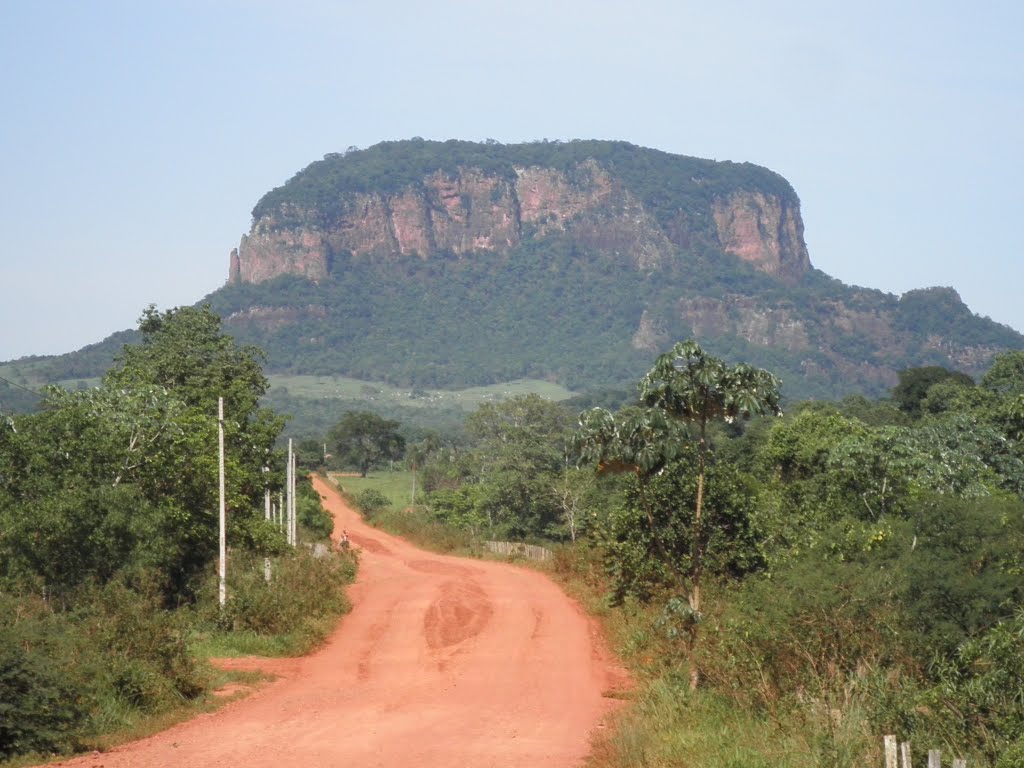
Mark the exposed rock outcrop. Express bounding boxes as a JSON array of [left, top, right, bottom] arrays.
[[677, 296, 811, 352], [711, 191, 810, 279], [227, 143, 811, 286]]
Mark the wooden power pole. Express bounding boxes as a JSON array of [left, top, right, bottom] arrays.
[[218, 397, 226, 609]]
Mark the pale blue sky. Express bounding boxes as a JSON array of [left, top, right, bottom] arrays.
[[1, 0, 1021, 361]]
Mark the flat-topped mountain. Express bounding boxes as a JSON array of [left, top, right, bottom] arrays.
[[5, 140, 1021, 404], [230, 139, 809, 285]]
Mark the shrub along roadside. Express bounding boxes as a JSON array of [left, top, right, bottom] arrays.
[[0, 575, 203, 763], [0, 546, 356, 765], [191, 547, 356, 658]]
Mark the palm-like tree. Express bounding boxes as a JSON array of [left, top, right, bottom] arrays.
[[578, 340, 781, 689]]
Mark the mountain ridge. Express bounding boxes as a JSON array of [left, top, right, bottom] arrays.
[[4, 139, 1021, 405], [230, 139, 810, 285]]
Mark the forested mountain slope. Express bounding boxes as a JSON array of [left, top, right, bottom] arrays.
[[4, 139, 1021, 403]]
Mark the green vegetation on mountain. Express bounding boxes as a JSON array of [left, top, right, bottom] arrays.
[[253, 138, 794, 234], [201, 252, 1021, 404]]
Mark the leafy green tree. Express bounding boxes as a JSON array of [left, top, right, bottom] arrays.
[[0, 305, 287, 599], [0, 385, 209, 594], [328, 411, 405, 477], [981, 350, 1024, 396], [639, 340, 780, 685], [891, 366, 974, 418], [426, 485, 489, 534], [296, 438, 326, 470], [106, 305, 285, 518], [460, 395, 574, 538], [599, 448, 762, 604], [578, 340, 781, 689], [897, 494, 1024, 658]]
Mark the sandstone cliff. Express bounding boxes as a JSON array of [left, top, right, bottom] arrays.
[[208, 140, 1022, 400], [228, 141, 811, 286]]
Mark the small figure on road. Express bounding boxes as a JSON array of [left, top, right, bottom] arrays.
[[340, 530, 350, 550]]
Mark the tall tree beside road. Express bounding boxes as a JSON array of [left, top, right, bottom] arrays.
[[0, 305, 287, 598], [329, 411, 405, 477], [577, 340, 781, 689]]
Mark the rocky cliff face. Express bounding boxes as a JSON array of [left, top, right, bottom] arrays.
[[711, 191, 809, 279], [228, 148, 811, 285]]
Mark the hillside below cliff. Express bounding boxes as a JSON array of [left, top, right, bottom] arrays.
[[205, 140, 1022, 400]]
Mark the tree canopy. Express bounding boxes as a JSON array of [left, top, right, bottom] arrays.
[[328, 411, 405, 477], [0, 305, 288, 599]]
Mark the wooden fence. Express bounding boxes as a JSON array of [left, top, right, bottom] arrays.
[[884, 735, 966, 768], [484, 541, 553, 562]]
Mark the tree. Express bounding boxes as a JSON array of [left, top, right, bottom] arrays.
[[577, 340, 781, 689], [0, 305, 288, 599], [406, 432, 440, 504], [552, 468, 591, 542], [981, 350, 1024, 396], [328, 411, 405, 477], [106, 305, 285, 516], [891, 365, 974, 418], [462, 395, 574, 538], [599, 449, 762, 605]]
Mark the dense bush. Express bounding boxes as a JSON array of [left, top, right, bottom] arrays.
[[354, 488, 393, 518], [0, 576, 204, 761], [0, 607, 88, 759], [202, 550, 355, 640]]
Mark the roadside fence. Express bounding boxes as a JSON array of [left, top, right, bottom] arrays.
[[484, 541, 553, 562], [884, 735, 966, 768]]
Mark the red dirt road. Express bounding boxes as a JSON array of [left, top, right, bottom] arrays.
[[50, 476, 624, 768]]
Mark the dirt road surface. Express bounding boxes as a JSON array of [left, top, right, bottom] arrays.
[[50, 476, 624, 768]]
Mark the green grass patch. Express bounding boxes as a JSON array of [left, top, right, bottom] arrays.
[[330, 470, 415, 511], [269, 375, 576, 411], [189, 629, 301, 659], [588, 682, 823, 768], [331, 472, 483, 557]]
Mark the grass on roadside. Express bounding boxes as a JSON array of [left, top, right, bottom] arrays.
[[548, 548, 827, 768], [330, 470, 415, 511], [331, 471, 484, 557]]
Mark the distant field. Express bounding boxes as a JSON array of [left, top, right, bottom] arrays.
[[328, 470, 415, 511], [0, 361, 50, 386], [268, 375, 576, 411]]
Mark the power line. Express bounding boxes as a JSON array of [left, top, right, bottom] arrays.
[[0, 375, 42, 398]]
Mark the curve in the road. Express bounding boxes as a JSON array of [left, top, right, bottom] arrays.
[[49, 475, 626, 768]]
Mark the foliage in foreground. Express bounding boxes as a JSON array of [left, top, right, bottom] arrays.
[[396, 347, 1024, 767], [0, 545, 356, 764], [0, 306, 355, 764]]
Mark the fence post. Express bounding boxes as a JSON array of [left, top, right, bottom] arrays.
[[928, 749, 941, 768], [885, 736, 898, 768], [901, 741, 912, 768]]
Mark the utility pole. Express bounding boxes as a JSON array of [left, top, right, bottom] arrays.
[[264, 467, 271, 582], [291, 448, 298, 545], [286, 438, 296, 546], [218, 397, 226, 609]]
